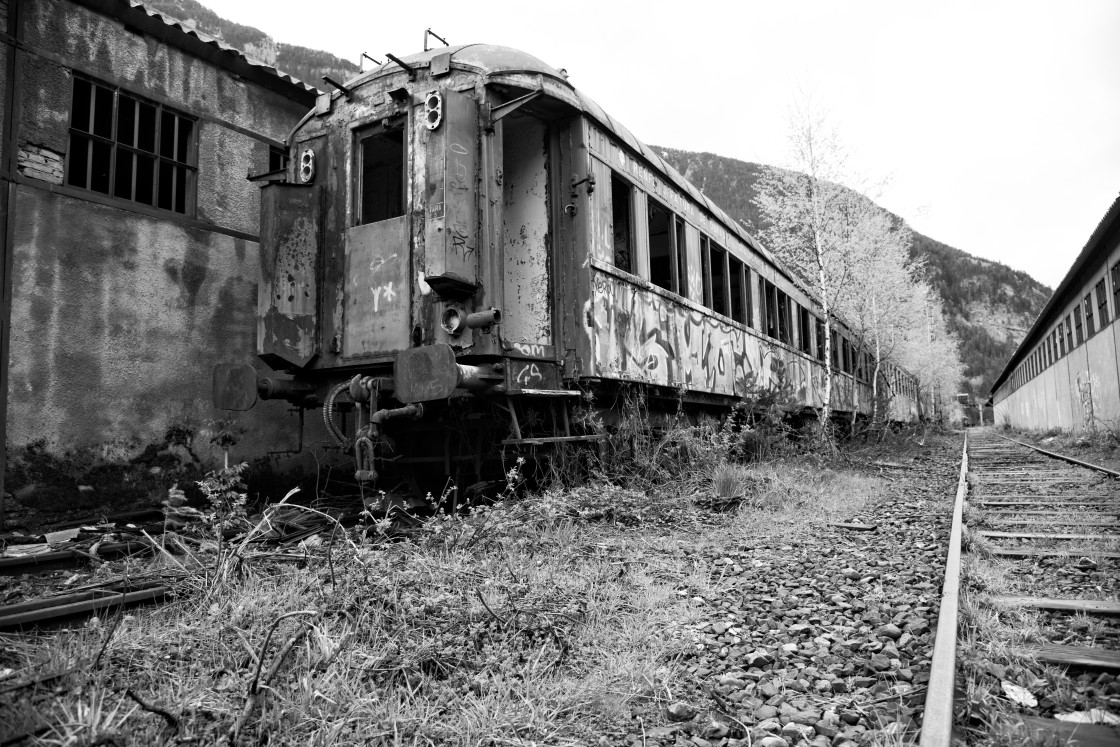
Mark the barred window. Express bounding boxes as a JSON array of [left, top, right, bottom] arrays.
[[67, 77, 196, 214], [1084, 294, 1096, 337]]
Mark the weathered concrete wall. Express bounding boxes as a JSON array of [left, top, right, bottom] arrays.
[[8, 187, 294, 450], [3, 0, 317, 521]]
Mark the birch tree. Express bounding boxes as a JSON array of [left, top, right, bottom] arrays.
[[751, 99, 964, 435], [751, 101, 869, 441]]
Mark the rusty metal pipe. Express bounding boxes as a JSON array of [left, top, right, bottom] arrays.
[[465, 308, 501, 329], [258, 377, 316, 402], [369, 403, 424, 425]]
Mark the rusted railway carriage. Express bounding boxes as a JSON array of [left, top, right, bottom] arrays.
[[215, 44, 921, 492]]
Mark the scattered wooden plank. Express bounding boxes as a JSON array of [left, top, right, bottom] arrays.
[[502, 434, 608, 446], [1016, 643, 1120, 670], [993, 596, 1120, 615], [995, 715, 1120, 747], [829, 522, 878, 531], [979, 531, 1112, 540], [0, 586, 168, 629]]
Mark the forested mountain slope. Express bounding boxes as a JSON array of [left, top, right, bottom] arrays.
[[142, 0, 359, 86], [656, 148, 1051, 397]]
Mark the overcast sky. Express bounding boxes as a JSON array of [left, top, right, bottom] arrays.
[[205, 0, 1120, 290]]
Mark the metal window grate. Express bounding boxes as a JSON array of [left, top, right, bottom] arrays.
[[66, 76, 196, 215]]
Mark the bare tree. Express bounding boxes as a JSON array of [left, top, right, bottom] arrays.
[[751, 100, 870, 442], [752, 98, 964, 435]]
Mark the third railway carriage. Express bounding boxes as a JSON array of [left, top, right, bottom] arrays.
[[991, 195, 1120, 431], [214, 44, 922, 494]]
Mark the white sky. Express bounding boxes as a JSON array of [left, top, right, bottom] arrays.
[[205, 0, 1120, 290]]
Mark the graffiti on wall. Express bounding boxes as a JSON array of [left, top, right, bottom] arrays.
[[1076, 370, 1100, 432]]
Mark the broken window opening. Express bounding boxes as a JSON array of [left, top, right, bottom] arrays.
[[357, 128, 405, 225], [798, 305, 812, 354], [673, 216, 688, 298], [762, 278, 778, 339], [648, 198, 673, 293], [610, 172, 633, 273], [269, 145, 289, 173], [729, 256, 745, 324], [68, 76, 196, 214], [700, 236, 712, 308], [815, 318, 825, 361], [710, 241, 729, 316], [776, 290, 791, 345]]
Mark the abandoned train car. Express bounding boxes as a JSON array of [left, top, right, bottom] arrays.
[[991, 194, 1120, 432], [215, 43, 922, 491]]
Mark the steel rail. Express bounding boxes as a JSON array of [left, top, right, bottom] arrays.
[[997, 435, 1120, 478], [918, 430, 969, 747]]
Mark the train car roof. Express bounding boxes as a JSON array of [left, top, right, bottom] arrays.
[[989, 191, 1120, 397], [344, 44, 804, 293]]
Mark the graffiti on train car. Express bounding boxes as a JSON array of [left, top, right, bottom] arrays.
[[588, 273, 831, 405]]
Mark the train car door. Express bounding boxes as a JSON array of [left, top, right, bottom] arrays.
[[344, 122, 410, 358], [501, 114, 553, 360]]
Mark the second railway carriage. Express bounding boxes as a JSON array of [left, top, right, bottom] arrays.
[[214, 44, 921, 492]]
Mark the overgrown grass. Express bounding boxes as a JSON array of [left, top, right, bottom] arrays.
[[0, 389, 943, 745]]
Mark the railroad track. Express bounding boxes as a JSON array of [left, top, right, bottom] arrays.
[[921, 427, 1120, 746]]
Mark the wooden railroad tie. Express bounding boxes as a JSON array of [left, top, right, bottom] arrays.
[[978, 531, 1114, 540], [1014, 643, 1120, 671], [995, 715, 1120, 747], [989, 548, 1120, 559], [992, 596, 1120, 615]]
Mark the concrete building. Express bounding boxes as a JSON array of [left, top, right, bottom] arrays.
[[990, 194, 1120, 432], [0, 0, 316, 523]]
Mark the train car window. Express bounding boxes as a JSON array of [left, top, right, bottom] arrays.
[[729, 256, 745, 324], [830, 328, 839, 368], [700, 236, 712, 307], [1096, 279, 1109, 327], [1065, 315, 1073, 351], [68, 76, 197, 214], [610, 173, 634, 273], [673, 216, 688, 298], [1084, 294, 1096, 337], [815, 318, 825, 361], [647, 199, 673, 293], [268, 146, 289, 173], [744, 266, 753, 328], [763, 279, 779, 339], [710, 242, 729, 316], [1112, 262, 1120, 319], [798, 306, 812, 354], [357, 128, 405, 224], [1074, 306, 1084, 345], [776, 291, 791, 344]]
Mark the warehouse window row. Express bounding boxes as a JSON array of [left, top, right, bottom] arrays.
[[1007, 259, 1120, 392]]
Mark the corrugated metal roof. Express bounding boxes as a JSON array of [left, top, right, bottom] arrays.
[[124, 0, 319, 95], [989, 192, 1120, 397]]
